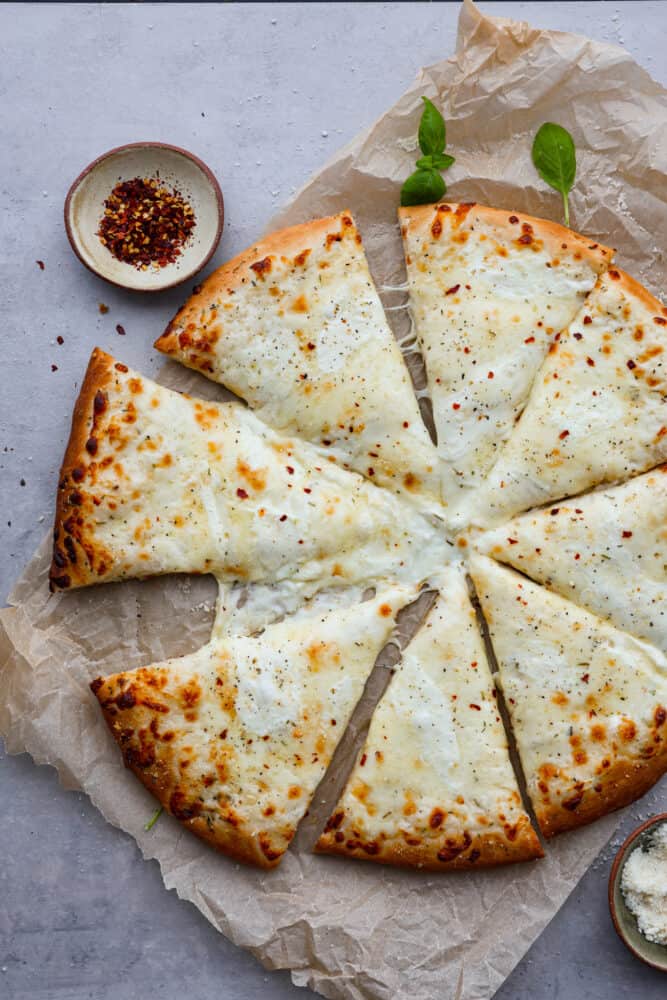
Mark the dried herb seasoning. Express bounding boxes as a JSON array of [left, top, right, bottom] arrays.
[[97, 176, 196, 270]]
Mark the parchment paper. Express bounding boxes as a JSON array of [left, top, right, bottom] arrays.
[[3, 3, 667, 998]]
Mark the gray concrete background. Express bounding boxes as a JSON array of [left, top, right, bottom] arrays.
[[1, 3, 666, 998]]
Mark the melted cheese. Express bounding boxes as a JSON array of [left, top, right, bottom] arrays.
[[400, 203, 609, 513], [475, 467, 667, 647], [470, 554, 667, 834], [57, 355, 451, 594], [466, 270, 667, 528], [94, 586, 414, 867], [156, 212, 443, 511], [317, 564, 539, 866]]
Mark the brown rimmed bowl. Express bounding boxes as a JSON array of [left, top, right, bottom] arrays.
[[64, 141, 224, 292], [608, 812, 667, 972]]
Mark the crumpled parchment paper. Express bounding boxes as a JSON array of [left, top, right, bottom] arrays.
[[3, 3, 667, 998]]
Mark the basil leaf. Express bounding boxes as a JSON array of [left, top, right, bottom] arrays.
[[418, 97, 446, 156], [531, 122, 576, 226], [416, 153, 455, 172], [400, 168, 446, 207]]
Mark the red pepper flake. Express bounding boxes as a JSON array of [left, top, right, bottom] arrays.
[[622, 530, 633, 538], [654, 316, 667, 325], [627, 359, 636, 370], [236, 488, 249, 499], [360, 753, 367, 767], [97, 176, 196, 270], [367, 467, 375, 476], [574, 553, 581, 560], [445, 283, 460, 295], [51, 364, 58, 372], [586, 356, 595, 367], [286, 466, 294, 475], [56, 335, 64, 345], [463, 346, 470, 354], [507, 537, 518, 545], [403, 421, 409, 428], [36, 260, 45, 270], [573, 332, 583, 340], [279, 514, 287, 522], [469, 703, 481, 711], [508, 215, 519, 224], [550, 508, 560, 516], [559, 429, 570, 439], [452, 402, 461, 410], [583, 316, 592, 325], [98, 303, 109, 315], [303, 487, 312, 494], [487, 371, 494, 379], [581, 673, 590, 683], [524, 336, 535, 344], [575, 508, 583, 514], [116, 324, 126, 336]]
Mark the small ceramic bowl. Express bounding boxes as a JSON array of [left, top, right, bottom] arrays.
[[608, 813, 667, 972], [64, 142, 224, 292]]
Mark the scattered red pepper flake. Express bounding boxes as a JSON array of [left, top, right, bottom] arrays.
[[56, 335, 64, 345], [524, 336, 535, 344], [574, 553, 580, 560], [583, 316, 592, 325], [627, 359, 636, 370], [559, 429, 570, 439], [654, 316, 667, 325], [279, 514, 287, 522], [452, 402, 461, 410], [403, 421, 409, 428], [286, 466, 295, 475], [487, 371, 494, 379], [116, 324, 126, 336], [507, 537, 518, 545], [469, 703, 481, 711], [51, 364, 58, 372], [36, 260, 45, 270], [573, 332, 583, 340], [98, 303, 109, 315], [236, 488, 249, 499], [622, 530, 633, 538], [550, 508, 560, 516], [97, 176, 196, 270], [586, 356, 595, 367], [445, 283, 460, 295], [303, 487, 312, 494]]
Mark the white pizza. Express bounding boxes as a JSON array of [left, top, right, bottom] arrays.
[[49, 203, 667, 870]]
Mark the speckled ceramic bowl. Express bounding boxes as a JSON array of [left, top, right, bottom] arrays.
[[64, 142, 223, 292], [609, 813, 667, 972]]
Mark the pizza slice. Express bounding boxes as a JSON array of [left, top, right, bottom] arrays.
[[399, 202, 611, 509], [469, 553, 667, 837], [155, 211, 442, 510], [465, 269, 667, 527], [316, 564, 542, 868], [50, 349, 450, 594], [474, 467, 667, 649], [91, 585, 415, 868]]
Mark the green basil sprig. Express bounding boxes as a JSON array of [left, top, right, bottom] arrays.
[[400, 97, 455, 207], [144, 806, 163, 832], [531, 122, 576, 227]]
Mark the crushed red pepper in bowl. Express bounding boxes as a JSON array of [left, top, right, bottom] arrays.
[[97, 177, 196, 270]]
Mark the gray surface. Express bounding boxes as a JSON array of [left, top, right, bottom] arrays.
[[1, 2, 666, 998]]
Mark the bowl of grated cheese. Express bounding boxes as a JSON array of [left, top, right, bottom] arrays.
[[609, 813, 667, 972]]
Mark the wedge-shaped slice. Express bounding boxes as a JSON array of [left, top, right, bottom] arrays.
[[475, 467, 667, 648], [155, 211, 442, 510], [399, 202, 611, 507], [316, 564, 542, 868], [469, 554, 667, 838], [466, 269, 667, 527], [50, 349, 450, 593], [91, 586, 414, 868]]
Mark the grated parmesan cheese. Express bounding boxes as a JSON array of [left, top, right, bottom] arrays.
[[621, 822, 667, 946]]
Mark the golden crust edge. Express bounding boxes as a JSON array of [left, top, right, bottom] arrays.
[[155, 209, 359, 356], [91, 673, 287, 869], [315, 818, 543, 870], [398, 201, 614, 271], [535, 741, 667, 838], [606, 266, 667, 317], [49, 347, 117, 592]]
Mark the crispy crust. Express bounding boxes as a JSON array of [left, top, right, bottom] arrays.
[[155, 210, 359, 357], [606, 266, 667, 317], [91, 672, 288, 869], [398, 201, 613, 271], [535, 738, 667, 838], [315, 814, 543, 870], [49, 348, 116, 591]]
